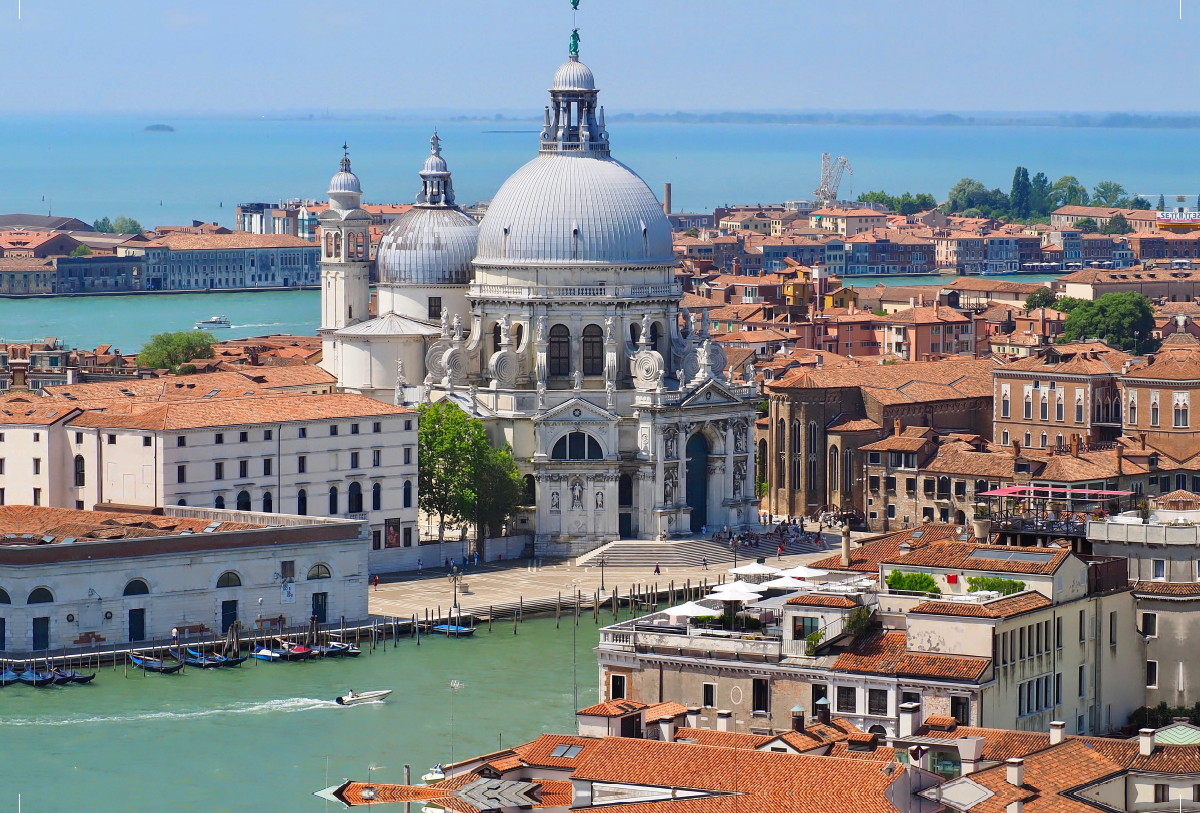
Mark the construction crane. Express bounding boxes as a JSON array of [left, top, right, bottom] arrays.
[[813, 153, 852, 207]]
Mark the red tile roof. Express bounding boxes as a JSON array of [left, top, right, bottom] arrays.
[[909, 591, 1051, 619], [832, 630, 990, 681]]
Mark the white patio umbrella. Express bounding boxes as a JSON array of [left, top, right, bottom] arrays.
[[777, 565, 829, 579], [728, 562, 781, 576], [662, 601, 722, 618], [759, 576, 816, 590], [712, 579, 767, 593], [708, 587, 764, 603]]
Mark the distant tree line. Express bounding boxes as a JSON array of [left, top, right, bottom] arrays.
[[941, 171, 1152, 222], [93, 216, 144, 234], [855, 190, 938, 215]]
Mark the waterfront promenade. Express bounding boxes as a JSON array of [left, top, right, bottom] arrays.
[[367, 547, 830, 621]]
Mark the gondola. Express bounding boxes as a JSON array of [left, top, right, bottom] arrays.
[[431, 624, 476, 637], [186, 647, 247, 667], [129, 652, 185, 674], [53, 669, 96, 685], [0, 669, 19, 687], [49, 668, 75, 686], [326, 636, 362, 657], [173, 649, 224, 669], [313, 641, 361, 658], [17, 668, 56, 687], [276, 640, 314, 661]]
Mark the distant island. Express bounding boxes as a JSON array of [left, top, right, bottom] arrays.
[[144, 124, 175, 132]]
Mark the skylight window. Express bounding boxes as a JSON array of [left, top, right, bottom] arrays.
[[550, 744, 584, 759]]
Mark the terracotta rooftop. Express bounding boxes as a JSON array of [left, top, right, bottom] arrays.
[[142, 232, 314, 250], [832, 630, 990, 681], [0, 505, 262, 545], [883, 541, 1071, 575], [909, 591, 1052, 619]]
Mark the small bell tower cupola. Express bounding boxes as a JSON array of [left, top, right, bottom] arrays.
[[318, 144, 371, 334]]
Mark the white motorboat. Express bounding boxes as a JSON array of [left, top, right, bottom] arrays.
[[195, 315, 232, 329], [422, 764, 446, 784], [335, 689, 393, 706]]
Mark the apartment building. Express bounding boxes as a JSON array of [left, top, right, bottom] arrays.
[[810, 208, 888, 237], [595, 526, 1140, 737], [133, 232, 320, 291]]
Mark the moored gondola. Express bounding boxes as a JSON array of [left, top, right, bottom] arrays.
[[129, 652, 185, 674], [53, 668, 96, 685], [173, 649, 223, 669], [0, 669, 19, 687], [18, 667, 56, 687]]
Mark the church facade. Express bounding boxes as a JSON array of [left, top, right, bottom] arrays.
[[320, 48, 760, 557]]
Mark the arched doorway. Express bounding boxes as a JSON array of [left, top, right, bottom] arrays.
[[686, 433, 709, 533]]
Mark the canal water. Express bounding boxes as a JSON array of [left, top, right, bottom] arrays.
[[0, 617, 602, 812], [0, 273, 1062, 354]]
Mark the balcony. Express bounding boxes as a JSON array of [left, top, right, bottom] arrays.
[[470, 283, 682, 301], [599, 622, 783, 663]]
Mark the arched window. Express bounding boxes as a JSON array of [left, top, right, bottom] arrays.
[[828, 447, 839, 493], [333, 232, 342, 258], [1039, 396, 1048, 421], [262, 491, 273, 513], [1024, 431, 1031, 447], [329, 486, 339, 515], [1040, 432, 1047, 448], [74, 455, 85, 487], [523, 474, 536, 505], [843, 448, 853, 494], [0, 588, 8, 604], [1056, 397, 1064, 422], [619, 474, 633, 507], [325, 232, 333, 257], [307, 563, 332, 580], [1023, 397, 1032, 420], [808, 422, 818, 454], [630, 321, 641, 346], [649, 322, 661, 353], [790, 420, 801, 485], [492, 322, 502, 353], [236, 490, 251, 511], [1001, 393, 1010, 418], [177, 499, 187, 506], [403, 480, 413, 508], [216, 571, 241, 588], [348, 482, 363, 513], [549, 325, 571, 377], [1129, 396, 1138, 425], [582, 325, 604, 376], [372, 482, 382, 511], [551, 432, 603, 461], [27, 587, 53, 604], [1056, 434, 1064, 448], [123, 579, 149, 596], [214, 495, 225, 509], [1112, 399, 1121, 422], [297, 489, 308, 516]]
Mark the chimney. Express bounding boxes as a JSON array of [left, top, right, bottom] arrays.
[[841, 524, 852, 568], [1139, 728, 1156, 757], [791, 705, 806, 733], [686, 706, 701, 729], [1049, 720, 1066, 745], [934, 301, 940, 315], [658, 715, 675, 743], [1141, 433, 1147, 451], [1071, 434, 1079, 458], [1117, 445, 1124, 474], [898, 701, 922, 738], [894, 418, 902, 436], [1011, 439, 1021, 458], [958, 737, 985, 775], [815, 697, 831, 726], [664, 183, 673, 215], [910, 297, 917, 308], [716, 710, 733, 732], [1006, 758, 1025, 787]]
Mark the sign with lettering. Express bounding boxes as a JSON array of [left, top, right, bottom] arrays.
[[281, 580, 296, 604]]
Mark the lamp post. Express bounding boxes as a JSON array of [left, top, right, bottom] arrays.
[[596, 555, 609, 593]]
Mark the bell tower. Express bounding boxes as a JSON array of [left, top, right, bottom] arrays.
[[319, 146, 371, 332]]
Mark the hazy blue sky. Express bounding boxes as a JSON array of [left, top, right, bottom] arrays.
[[0, 0, 1196, 114]]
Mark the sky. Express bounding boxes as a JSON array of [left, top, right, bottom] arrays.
[[0, 0, 1196, 114]]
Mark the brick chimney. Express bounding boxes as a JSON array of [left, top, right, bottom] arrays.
[[791, 705, 806, 733], [1070, 434, 1079, 458], [1117, 445, 1124, 474], [841, 524, 852, 568], [919, 293, 926, 307], [894, 418, 902, 436], [1049, 721, 1066, 745], [815, 697, 831, 725], [1011, 439, 1021, 458]]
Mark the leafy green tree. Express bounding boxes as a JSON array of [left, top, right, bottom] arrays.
[[111, 215, 144, 234], [1102, 213, 1132, 235], [473, 442, 523, 547], [1052, 296, 1087, 314], [1010, 167, 1032, 219], [69, 244, 92, 256], [857, 190, 936, 215], [1051, 176, 1089, 207], [1129, 196, 1152, 210], [1072, 217, 1099, 233], [93, 217, 114, 233], [1158, 194, 1166, 211], [1030, 172, 1053, 216], [1060, 292, 1158, 352], [1092, 181, 1127, 207], [684, 228, 699, 238], [1024, 287, 1058, 311], [137, 331, 216, 371], [945, 178, 1009, 216]]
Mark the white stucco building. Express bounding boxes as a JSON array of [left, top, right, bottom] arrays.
[[319, 44, 760, 556]]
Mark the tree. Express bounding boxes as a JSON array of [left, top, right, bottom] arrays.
[[1072, 217, 1098, 233], [1010, 167, 1032, 219], [93, 217, 113, 233], [111, 215, 144, 235], [69, 244, 92, 256], [857, 190, 936, 216], [885, 570, 941, 595], [137, 330, 216, 371], [944, 178, 1008, 216], [1024, 287, 1058, 311], [1060, 292, 1158, 352], [684, 228, 699, 238], [1092, 181, 1127, 207], [1030, 172, 1053, 216], [1129, 196, 1152, 210], [473, 442, 523, 548], [1051, 176, 1089, 207], [1158, 194, 1166, 211], [1051, 296, 1087, 314], [1102, 213, 1132, 235]]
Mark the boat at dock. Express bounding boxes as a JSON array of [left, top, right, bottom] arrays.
[[0, 669, 19, 687], [129, 653, 185, 674], [334, 689, 392, 706], [186, 647, 246, 667], [251, 646, 285, 662], [174, 649, 224, 669], [194, 315, 232, 329], [313, 641, 361, 658], [52, 668, 96, 684], [431, 624, 476, 637], [276, 640, 314, 661], [18, 668, 57, 687]]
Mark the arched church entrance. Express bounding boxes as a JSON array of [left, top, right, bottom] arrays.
[[686, 433, 709, 533]]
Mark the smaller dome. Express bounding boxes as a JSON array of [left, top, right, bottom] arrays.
[[552, 57, 595, 91], [376, 207, 479, 286], [329, 170, 361, 195], [423, 153, 448, 174]]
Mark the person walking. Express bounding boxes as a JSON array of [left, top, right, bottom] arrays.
[[701, 524, 707, 538], [776, 544, 783, 561], [702, 556, 709, 571], [654, 562, 661, 575], [372, 574, 379, 591], [417, 558, 423, 573], [473, 551, 479, 567]]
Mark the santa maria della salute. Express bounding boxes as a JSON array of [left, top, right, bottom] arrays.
[[318, 41, 760, 556]]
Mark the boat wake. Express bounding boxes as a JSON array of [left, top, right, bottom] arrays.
[[233, 322, 283, 328], [3, 696, 339, 727]]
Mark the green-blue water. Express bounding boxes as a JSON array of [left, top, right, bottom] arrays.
[[1, 617, 601, 812]]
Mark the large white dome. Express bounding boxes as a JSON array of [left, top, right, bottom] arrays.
[[377, 207, 479, 285], [475, 154, 673, 268]]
